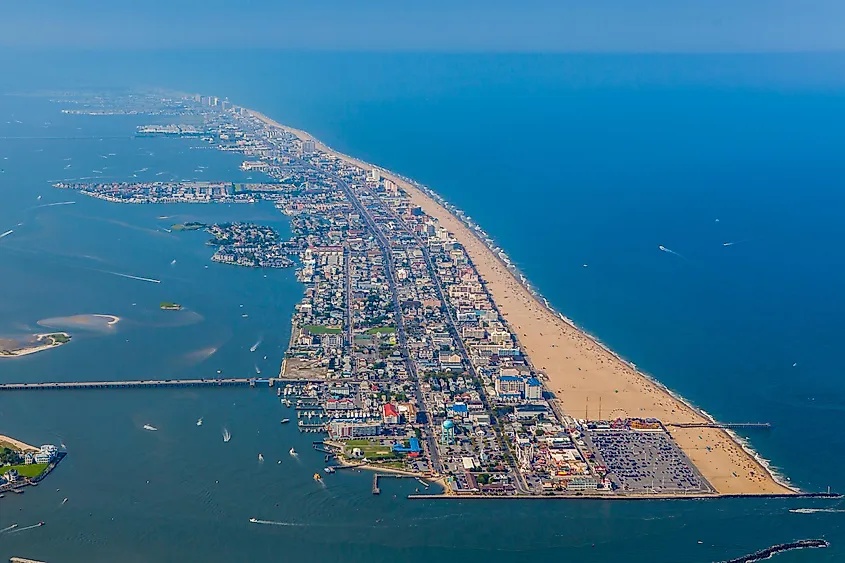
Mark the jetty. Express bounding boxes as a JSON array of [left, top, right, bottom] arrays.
[[372, 473, 421, 495], [0, 378, 270, 391], [667, 422, 772, 429], [720, 539, 829, 563]]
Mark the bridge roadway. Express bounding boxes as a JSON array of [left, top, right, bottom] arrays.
[[0, 378, 270, 391]]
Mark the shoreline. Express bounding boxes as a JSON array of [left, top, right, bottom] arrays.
[[248, 109, 792, 495], [0, 332, 72, 359], [0, 435, 38, 451]]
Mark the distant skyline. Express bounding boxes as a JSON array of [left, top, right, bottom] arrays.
[[3, 0, 845, 52]]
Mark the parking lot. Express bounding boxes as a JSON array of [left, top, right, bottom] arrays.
[[585, 429, 713, 493]]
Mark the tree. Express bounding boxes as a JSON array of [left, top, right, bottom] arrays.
[[0, 447, 21, 465]]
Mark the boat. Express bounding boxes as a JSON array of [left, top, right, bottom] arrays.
[[281, 418, 290, 424], [38, 521, 45, 526], [62, 497, 68, 504], [196, 418, 203, 426], [143, 424, 157, 431], [258, 453, 264, 462], [277, 387, 282, 397], [289, 448, 297, 456], [249, 517, 258, 523], [324, 467, 335, 474], [313, 473, 322, 481]]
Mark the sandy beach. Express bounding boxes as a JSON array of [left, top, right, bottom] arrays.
[[0, 332, 72, 359], [250, 111, 793, 495], [0, 434, 38, 451]]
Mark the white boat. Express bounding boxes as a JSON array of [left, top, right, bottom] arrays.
[[281, 418, 290, 424], [249, 517, 258, 523], [258, 453, 264, 462], [143, 424, 157, 431], [324, 467, 335, 474], [196, 418, 203, 426], [289, 448, 297, 456]]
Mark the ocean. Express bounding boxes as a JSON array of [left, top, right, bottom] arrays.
[[1, 52, 845, 562]]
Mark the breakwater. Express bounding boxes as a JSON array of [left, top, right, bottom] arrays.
[[720, 539, 829, 563]]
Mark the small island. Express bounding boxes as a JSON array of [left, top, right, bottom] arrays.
[[171, 221, 206, 231], [0, 332, 72, 358], [0, 435, 65, 492], [160, 301, 184, 311]]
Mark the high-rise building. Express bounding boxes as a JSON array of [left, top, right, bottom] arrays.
[[302, 139, 316, 154]]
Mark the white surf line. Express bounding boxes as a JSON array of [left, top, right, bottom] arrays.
[[249, 518, 304, 526], [8, 522, 43, 534], [96, 269, 161, 284], [31, 201, 76, 209], [658, 244, 688, 260]]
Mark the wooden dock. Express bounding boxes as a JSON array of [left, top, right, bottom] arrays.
[[0, 378, 270, 391]]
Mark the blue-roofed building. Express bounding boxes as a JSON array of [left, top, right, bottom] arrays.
[[524, 377, 543, 401], [447, 402, 469, 418], [392, 437, 422, 455], [495, 375, 524, 400]]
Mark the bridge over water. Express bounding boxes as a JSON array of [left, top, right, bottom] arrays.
[[0, 378, 272, 391]]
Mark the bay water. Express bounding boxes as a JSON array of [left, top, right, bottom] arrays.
[[1, 52, 844, 562]]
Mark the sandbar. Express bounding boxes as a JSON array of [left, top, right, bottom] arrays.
[[250, 110, 791, 495], [0, 332, 71, 359], [38, 313, 120, 331]]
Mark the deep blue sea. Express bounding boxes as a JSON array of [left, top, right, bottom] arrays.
[[1, 51, 845, 562]]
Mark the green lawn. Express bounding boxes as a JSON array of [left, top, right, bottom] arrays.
[[304, 325, 342, 334], [3, 463, 48, 478], [365, 326, 396, 335], [344, 440, 395, 460]]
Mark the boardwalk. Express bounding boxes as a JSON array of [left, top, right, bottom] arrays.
[[0, 378, 270, 391]]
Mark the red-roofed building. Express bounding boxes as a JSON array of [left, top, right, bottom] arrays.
[[382, 403, 400, 425]]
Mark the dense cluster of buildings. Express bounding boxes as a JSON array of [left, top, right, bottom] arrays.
[[54, 91, 713, 497]]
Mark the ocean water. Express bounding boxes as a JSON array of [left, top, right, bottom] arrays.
[[1, 52, 845, 562]]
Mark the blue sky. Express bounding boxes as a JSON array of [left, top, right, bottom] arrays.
[[2, 0, 844, 52]]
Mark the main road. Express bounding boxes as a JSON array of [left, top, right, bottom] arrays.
[[308, 167, 443, 475]]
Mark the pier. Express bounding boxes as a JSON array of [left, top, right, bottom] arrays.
[[667, 422, 772, 429], [0, 378, 270, 391], [372, 473, 422, 495]]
